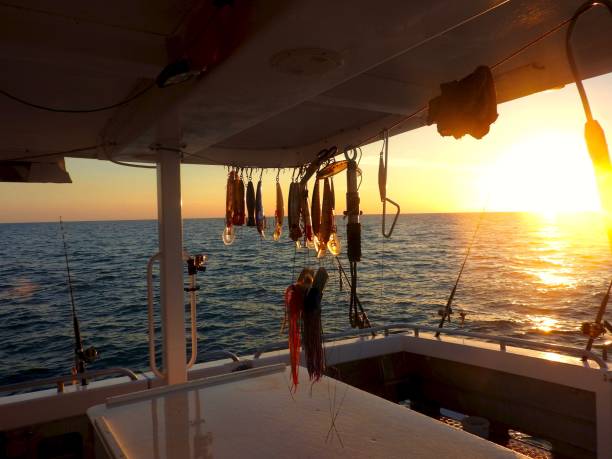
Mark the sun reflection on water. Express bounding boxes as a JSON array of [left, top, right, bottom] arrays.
[[520, 214, 584, 290], [532, 270, 575, 287], [527, 315, 559, 333]]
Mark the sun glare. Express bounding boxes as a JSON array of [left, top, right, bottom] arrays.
[[528, 315, 559, 333], [481, 131, 601, 214]]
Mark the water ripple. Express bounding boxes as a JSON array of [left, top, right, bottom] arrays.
[[1, 213, 611, 385]]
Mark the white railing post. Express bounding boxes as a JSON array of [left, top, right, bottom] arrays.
[[156, 115, 187, 385]]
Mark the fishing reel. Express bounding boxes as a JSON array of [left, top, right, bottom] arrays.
[[581, 320, 612, 339], [187, 254, 208, 275], [351, 311, 370, 329], [438, 307, 453, 320], [78, 346, 99, 365], [185, 254, 207, 294], [437, 308, 467, 325]]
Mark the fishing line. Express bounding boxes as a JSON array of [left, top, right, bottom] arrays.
[[380, 236, 385, 319], [291, 244, 297, 284]]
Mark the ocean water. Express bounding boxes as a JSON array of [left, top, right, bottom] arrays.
[[1, 213, 611, 386]]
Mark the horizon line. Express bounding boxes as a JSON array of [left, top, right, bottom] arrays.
[[0, 210, 602, 225]]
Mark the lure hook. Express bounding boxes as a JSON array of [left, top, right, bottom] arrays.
[[379, 129, 400, 238], [344, 147, 358, 162]]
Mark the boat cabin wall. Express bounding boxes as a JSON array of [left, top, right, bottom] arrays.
[[327, 352, 598, 459]]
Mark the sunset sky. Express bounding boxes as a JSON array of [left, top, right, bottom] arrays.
[[1, 73, 610, 223]]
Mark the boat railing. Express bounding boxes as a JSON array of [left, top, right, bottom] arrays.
[[253, 322, 610, 371], [202, 350, 241, 362], [0, 367, 139, 395]]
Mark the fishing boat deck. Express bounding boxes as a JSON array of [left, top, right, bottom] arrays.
[[88, 364, 524, 459]]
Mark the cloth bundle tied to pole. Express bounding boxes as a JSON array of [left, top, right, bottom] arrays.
[[427, 65, 498, 140]]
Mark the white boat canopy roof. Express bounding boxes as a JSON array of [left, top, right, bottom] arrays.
[[1, 0, 611, 169]]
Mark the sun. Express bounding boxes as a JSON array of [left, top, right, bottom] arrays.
[[480, 131, 601, 214]]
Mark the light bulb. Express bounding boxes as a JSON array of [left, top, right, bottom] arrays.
[[328, 232, 341, 256], [222, 226, 235, 245]]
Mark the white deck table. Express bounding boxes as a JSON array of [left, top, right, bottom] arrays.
[[88, 364, 524, 458]]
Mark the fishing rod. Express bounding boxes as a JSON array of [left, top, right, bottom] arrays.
[[436, 211, 485, 337], [581, 279, 612, 358], [564, 0, 612, 354], [59, 217, 97, 385]]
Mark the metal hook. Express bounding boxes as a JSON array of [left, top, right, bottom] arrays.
[[344, 147, 358, 162], [379, 130, 400, 238], [276, 168, 281, 183]]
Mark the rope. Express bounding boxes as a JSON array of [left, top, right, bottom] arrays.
[[334, 257, 371, 329], [0, 83, 154, 114]]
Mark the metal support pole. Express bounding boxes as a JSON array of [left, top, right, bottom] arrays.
[[156, 136, 187, 385]]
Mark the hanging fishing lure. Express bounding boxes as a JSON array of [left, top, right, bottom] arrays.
[[318, 178, 332, 257], [255, 175, 266, 238], [233, 170, 246, 226], [302, 267, 328, 382], [246, 172, 256, 227], [327, 177, 341, 256], [288, 182, 295, 242], [284, 283, 304, 389], [311, 178, 321, 251], [300, 183, 314, 248], [284, 268, 313, 389], [273, 178, 284, 241], [222, 170, 236, 245], [288, 180, 302, 245]]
